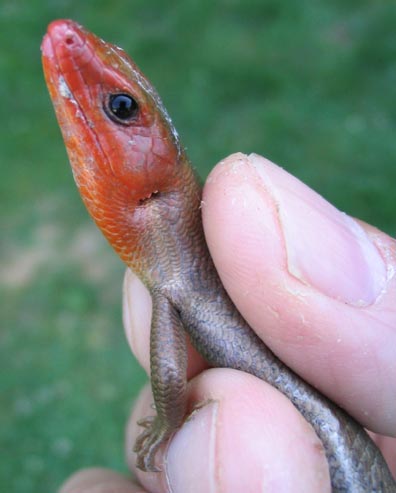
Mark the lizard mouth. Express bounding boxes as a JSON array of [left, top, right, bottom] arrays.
[[41, 20, 102, 115], [41, 20, 117, 182]]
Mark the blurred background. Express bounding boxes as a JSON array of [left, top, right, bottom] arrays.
[[1, 1, 395, 491]]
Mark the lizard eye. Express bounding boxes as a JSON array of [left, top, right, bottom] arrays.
[[105, 93, 139, 123]]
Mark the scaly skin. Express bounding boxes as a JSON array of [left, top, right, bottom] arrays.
[[42, 20, 395, 492]]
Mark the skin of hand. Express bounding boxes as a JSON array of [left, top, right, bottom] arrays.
[[59, 153, 396, 493]]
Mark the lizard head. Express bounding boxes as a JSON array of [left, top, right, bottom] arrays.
[[42, 20, 197, 271], [42, 19, 182, 201]]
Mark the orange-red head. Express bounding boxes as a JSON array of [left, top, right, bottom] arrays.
[[42, 19, 182, 200], [42, 20, 197, 272]]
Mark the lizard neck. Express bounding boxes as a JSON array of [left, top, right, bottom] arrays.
[[134, 157, 206, 289], [90, 152, 205, 289]]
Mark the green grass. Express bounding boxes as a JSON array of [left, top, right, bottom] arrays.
[[1, 1, 395, 491]]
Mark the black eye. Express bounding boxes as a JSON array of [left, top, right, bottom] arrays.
[[106, 93, 138, 122]]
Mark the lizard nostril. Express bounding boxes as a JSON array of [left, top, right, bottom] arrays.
[[65, 35, 74, 46]]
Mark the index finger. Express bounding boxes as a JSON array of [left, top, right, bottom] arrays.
[[202, 152, 396, 435]]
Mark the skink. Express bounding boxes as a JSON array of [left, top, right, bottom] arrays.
[[41, 19, 395, 492]]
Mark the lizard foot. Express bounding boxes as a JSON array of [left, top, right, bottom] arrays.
[[133, 415, 171, 472]]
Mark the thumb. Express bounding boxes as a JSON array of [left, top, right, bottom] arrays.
[[202, 152, 396, 436]]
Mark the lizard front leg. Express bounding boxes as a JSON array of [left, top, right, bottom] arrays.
[[134, 291, 188, 472]]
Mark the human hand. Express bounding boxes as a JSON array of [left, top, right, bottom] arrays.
[[59, 153, 396, 492]]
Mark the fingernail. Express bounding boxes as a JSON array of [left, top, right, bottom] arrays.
[[249, 154, 387, 306], [166, 402, 218, 493]]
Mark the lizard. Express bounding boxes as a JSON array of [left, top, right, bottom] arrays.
[[41, 19, 395, 492]]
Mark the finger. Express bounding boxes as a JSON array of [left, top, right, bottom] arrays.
[[123, 268, 207, 377], [126, 370, 331, 493], [202, 152, 396, 435], [59, 468, 144, 493]]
